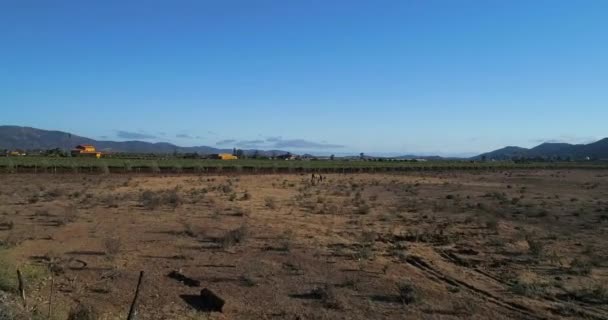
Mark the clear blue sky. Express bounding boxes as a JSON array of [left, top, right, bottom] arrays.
[[1, 0, 607, 156]]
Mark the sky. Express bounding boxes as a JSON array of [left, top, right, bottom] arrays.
[[1, 0, 607, 156]]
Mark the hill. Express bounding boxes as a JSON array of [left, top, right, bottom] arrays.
[[476, 139, 608, 160], [0, 126, 287, 156]]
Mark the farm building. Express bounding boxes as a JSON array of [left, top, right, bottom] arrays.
[[216, 153, 238, 160], [7, 150, 26, 156], [71, 144, 102, 158]]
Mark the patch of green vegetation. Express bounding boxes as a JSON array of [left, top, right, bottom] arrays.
[[0, 251, 49, 293], [510, 280, 548, 297], [2, 156, 607, 174], [0, 251, 17, 292]]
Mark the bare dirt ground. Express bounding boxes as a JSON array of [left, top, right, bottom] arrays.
[[1, 170, 607, 319]]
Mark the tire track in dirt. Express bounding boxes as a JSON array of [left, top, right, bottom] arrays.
[[405, 255, 547, 320], [436, 249, 511, 286], [544, 297, 608, 320], [436, 250, 608, 320]]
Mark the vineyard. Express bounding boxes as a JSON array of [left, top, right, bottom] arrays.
[[1, 156, 608, 174]]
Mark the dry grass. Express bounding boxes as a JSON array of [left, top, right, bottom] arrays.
[[0, 171, 606, 319]]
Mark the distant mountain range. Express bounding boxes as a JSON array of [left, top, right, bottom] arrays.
[[0, 126, 287, 156], [1, 125, 607, 160], [475, 139, 608, 160]]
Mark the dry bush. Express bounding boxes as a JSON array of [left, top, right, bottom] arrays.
[[179, 220, 197, 237], [0, 231, 23, 249], [140, 189, 181, 210], [485, 217, 499, 232], [276, 230, 293, 252], [527, 238, 545, 259], [510, 280, 547, 297], [165, 189, 181, 208], [219, 184, 233, 194], [219, 225, 248, 249], [312, 284, 344, 309], [141, 190, 161, 209], [339, 277, 360, 291], [397, 282, 418, 304], [570, 258, 593, 275], [570, 285, 608, 304], [0, 253, 16, 292], [63, 206, 78, 224], [355, 203, 371, 215], [100, 194, 119, 208], [67, 302, 99, 320], [44, 188, 64, 200], [354, 245, 374, 261], [228, 193, 237, 201], [104, 237, 122, 256], [27, 194, 40, 204], [0, 219, 14, 231], [264, 197, 277, 209]]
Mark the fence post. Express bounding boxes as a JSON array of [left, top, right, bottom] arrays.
[[17, 269, 26, 307], [127, 271, 144, 320]]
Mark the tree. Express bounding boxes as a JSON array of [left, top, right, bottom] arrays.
[[235, 149, 244, 158], [359, 152, 365, 160], [330, 154, 335, 161]]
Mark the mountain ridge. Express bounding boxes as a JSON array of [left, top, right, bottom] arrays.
[[1, 125, 607, 160], [0, 125, 288, 156], [476, 139, 608, 160]]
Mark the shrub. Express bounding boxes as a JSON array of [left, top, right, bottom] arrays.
[[67, 303, 99, 320], [239, 274, 257, 287], [356, 204, 371, 215], [485, 217, 499, 232], [354, 245, 374, 261], [312, 284, 343, 309], [45, 188, 64, 199], [140, 189, 181, 210], [527, 239, 544, 258], [104, 237, 121, 256], [570, 258, 593, 275], [264, 197, 277, 209], [0, 253, 16, 292], [179, 220, 197, 238], [278, 237, 291, 252], [141, 190, 160, 209], [63, 206, 78, 224], [0, 219, 14, 230], [165, 189, 181, 208], [586, 285, 608, 304], [510, 281, 544, 297], [219, 225, 248, 249], [397, 282, 417, 304], [220, 184, 233, 194]]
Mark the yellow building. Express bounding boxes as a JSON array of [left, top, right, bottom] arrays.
[[217, 153, 238, 160], [71, 144, 102, 158], [8, 150, 26, 156]]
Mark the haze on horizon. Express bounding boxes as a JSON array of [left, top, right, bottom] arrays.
[[1, 1, 607, 156]]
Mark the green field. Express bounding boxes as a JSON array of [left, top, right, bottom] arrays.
[[1, 156, 607, 174]]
